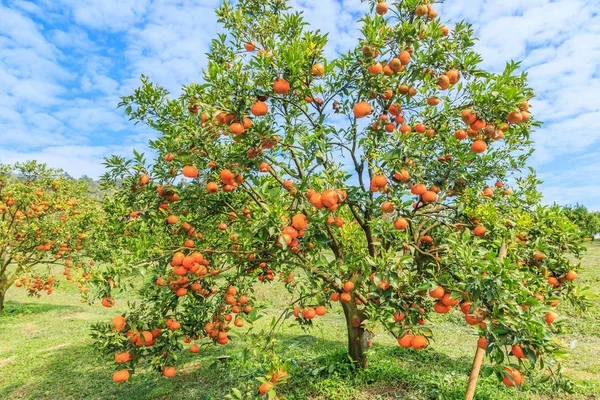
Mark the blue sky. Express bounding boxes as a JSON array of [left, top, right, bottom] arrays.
[[1, 0, 599, 209]]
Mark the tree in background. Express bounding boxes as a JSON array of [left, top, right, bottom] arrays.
[[0, 161, 101, 312], [562, 204, 600, 240], [90, 0, 589, 397]]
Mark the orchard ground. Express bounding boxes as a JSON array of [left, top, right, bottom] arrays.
[[1, 244, 599, 400]]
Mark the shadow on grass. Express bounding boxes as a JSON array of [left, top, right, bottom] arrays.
[[0, 330, 556, 400], [1, 301, 82, 317]]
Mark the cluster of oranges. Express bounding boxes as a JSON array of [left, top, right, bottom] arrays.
[[14, 275, 55, 297], [206, 168, 244, 193]]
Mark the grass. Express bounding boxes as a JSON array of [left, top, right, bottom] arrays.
[[1, 243, 599, 400]]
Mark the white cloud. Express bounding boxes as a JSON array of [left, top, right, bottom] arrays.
[[0, 0, 599, 211]]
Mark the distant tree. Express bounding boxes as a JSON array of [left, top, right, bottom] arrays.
[[562, 204, 600, 240], [0, 161, 101, 312]]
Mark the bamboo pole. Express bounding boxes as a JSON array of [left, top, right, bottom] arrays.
[[465, 346, 485, 400], [464, 241, 507, 400]]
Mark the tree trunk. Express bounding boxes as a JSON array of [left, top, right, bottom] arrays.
[[341, 297, 370, 369], [0, 283, 7, 313]]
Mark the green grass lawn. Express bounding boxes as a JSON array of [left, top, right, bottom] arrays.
[[1, 243, 599, 400]]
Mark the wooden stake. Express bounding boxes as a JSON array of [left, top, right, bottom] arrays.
[[465, 241, 507, 400], [465, 345, 485, 400]]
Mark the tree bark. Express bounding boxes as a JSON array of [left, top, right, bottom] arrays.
[[341, 297, 370, 369], [0, 282, 7, 313]]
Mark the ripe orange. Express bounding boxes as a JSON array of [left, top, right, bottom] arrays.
[[473, 225, 486, 238], [502, 367, 524, 387], [244, 41, 256, 52], [307, 61, 324, 76], [399, 50, 410, 65], [340, 292, 351, 303], [508, 111, 523, 124], [368, 62, 383, 74], [112, 315, 126, 332], [388, 103, 402, 116], [471, 140, 487, 154], [421, 191, 437, 203], [273, 78, 290, 95], [381, 202, 395, 213], [163, 366, 176, 377], [343, 281, 355, 292], [375, 2, 388, 15], [565, 270, 577, 281], [511, 344, 524, 359], [371, 174, 387, 188], [182, 165, 198, 178], [398, 333, 413, 348], [321, 190, 339, 208], [477, 337, 488, 349], [229, 122, 244, 135], [429, 286, 445, 299], [315, 305, 327, 316], [206, 182, 219, 193], [112, 370, 130, 383], [259, 382, 274, 395], [411, 335, 428, 350], [441, 293, 459, 307], [411, 184, 427, 195], [427, 96, 440, 106], [115, 351, 131, 363], [102, 297, 116, 308], [545, 311, 558, 324], [167, 215, 179, 225], [393, 218, 408, 230], [251, 101, 268, 116], [353, 101, 372, 118], [433, 301, 450, 314], [461, 109, 477, 124], [309, 193, 323, 209], [447, 69, 460, 84]]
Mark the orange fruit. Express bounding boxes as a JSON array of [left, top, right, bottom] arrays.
[[273, 78, 290, 95], [112, 370, 130, 383], [399, 50, 410, 65], [433, 301, 450, 314], [429, 286, 445, 299], [511, 344, 524, 359], [477, 337, 488, 349], [343, 281, 355, 292], [312, 63, 324, 76], [502, 367, 524, 387], [163, 366, 176, 377], [411, 335, 428, 350], [398, 333, 413, 348], [353, 101, 372, 118], [545, 311, 558, 324], [421, 191, 437, 203], [441, 293, 459, 307], [411, 184, 427, 195], [381, 202, 395, 213], [375, 2, 388, 15], [251, 101, 268, 116], [471, 140, 487, 154], [393, 218, 408, 231], [473, 226, 486, 238], [182, 166, 198, 178]]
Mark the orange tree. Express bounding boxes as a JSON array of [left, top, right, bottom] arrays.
[[0, 161, 101, 312], [90, 0, 589, 395]]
